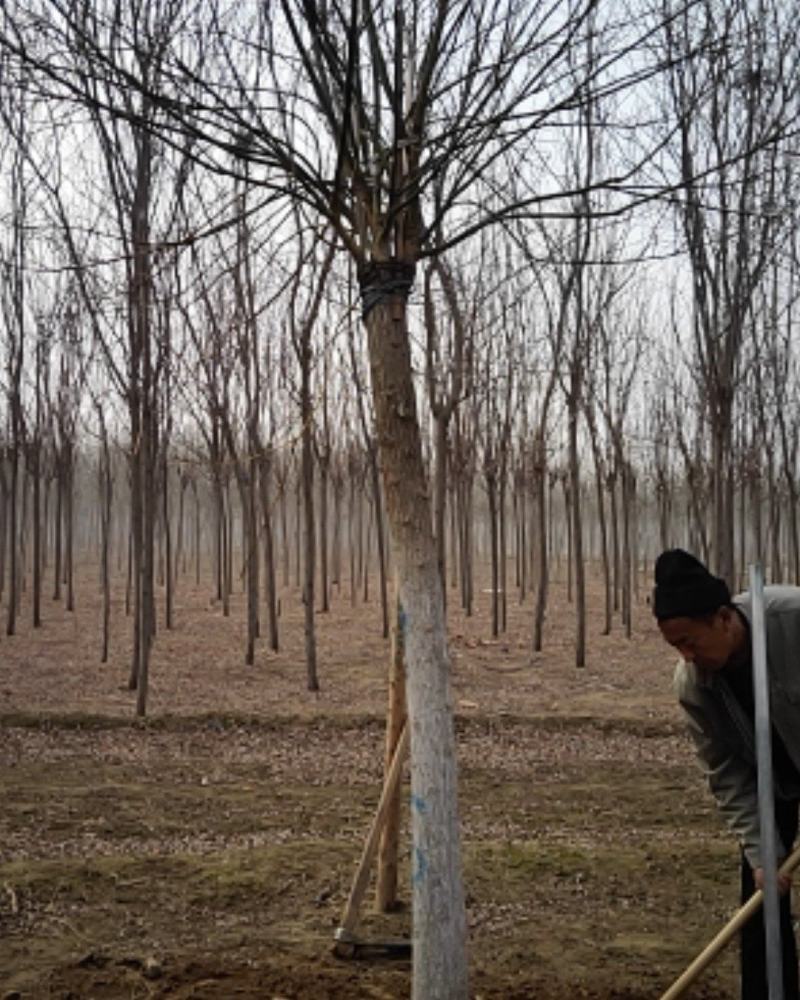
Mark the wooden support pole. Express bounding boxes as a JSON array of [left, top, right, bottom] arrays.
[[376, 580, 407, 911], [334, 720, 410, 947]]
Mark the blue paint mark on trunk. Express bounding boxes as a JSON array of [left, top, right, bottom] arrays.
[[413, 845, 429, 884]]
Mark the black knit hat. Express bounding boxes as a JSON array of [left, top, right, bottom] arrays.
[[652, 549, 731, 620]]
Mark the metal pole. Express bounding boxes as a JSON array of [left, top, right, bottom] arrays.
[[750, 563, 783, 1000]]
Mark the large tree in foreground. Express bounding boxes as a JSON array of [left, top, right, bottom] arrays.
[[3, 0, 799, 995]]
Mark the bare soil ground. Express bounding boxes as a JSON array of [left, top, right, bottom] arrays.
[[0, 567, 749, 998]]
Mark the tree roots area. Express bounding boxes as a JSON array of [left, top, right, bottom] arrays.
[[0, 576, 750, 998]]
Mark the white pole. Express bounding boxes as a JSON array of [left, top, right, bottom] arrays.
[[750, 563, 783, 1000]]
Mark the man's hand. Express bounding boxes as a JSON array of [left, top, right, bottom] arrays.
[[754, 867, 793, 895]]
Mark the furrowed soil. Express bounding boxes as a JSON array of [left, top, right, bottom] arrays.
[[0, 568, 747, 999]]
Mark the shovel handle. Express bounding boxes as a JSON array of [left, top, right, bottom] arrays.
[[659, 840, 800, 1000]]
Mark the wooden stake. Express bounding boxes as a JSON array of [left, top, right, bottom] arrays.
[[376, 581, 407, 911], [659, 841, 800, 1000], [335, 721, 410, 944]]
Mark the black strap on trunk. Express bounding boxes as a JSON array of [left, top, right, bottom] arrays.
[[358, 260, 415, 320]]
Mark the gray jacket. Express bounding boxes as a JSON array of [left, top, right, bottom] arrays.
[[674, 585, 800, 869]]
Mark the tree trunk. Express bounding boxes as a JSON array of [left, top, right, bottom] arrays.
[[125, 520, 133, 617], [279, 475, 290, 589], [361, 284, 467, 1000], [515, 469, 526, 603], [348, 462, 358, 608], [98, 418, 113, 663], [588, 423, 611, 636], [163, 455, 174, 629], [318, 456, 330, 613], [225, 480, 234, 605], [174, 474, 187, 587], [767, 450, 782, 579], [213, 472, 225, 603], [301, 358, 319, 691], [295, 474, 302, 591], [532, 436, 548, 654], [498, 467, 508, 633], [31, 442, 42, 629], [193, 479, 201, 586], [711, 397, 736, 587], [5, 447, 19, 637], [777, 414, 800, 584], [0, 459, 8, 606], [749, 462, 763, 566], [368, 452, 390, 640], [449, 475, 459, 592], [433, 414, 448, 608], [64, 452, 75, 613], [486, 469, 500, 638], [563, 475, 573, 602], [331, 469, 343, 590], [128, 436, 144, 690], [568, 402, 586, 667], [608, 468, 621, 611], [456, 463, 474, 618], [621, 461, 634, 640], [245, 465, 259, 662], [257, 450, 279, 652], [52, 462, 62, 602], [362, 498, 372, 604], [136, 330, 157, 717], [231, 461, 259, 665], [131, 123, 156, 717]]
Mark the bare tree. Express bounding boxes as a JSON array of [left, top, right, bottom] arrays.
[[475, 293, 515, 639], [94, 397, 114, 661], [287, 225, 336, 691], [0, 121, 26, 636], [346, 290, 390, 640], [5, 0, 799, 991], [595, 293, 643, 639], [424, 255, 473, 610], [662, 0, 799, 585]]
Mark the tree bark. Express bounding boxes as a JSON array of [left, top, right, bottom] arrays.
[[97, 407, 113, 663], [532, 434, 549, 653], [567, 402, 586, 666], [361, 279, 467, 1000], [300, 350, 319, 690], [257, 449, 279, 652]]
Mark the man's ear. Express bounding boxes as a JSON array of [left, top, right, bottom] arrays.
[[716, 605, 735, 628]]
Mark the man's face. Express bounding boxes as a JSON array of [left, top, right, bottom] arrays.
[[658, 609, 740, 671]]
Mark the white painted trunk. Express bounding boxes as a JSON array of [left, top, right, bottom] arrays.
[[401, 563, 468, 1000], [363, 289, 468, 999]]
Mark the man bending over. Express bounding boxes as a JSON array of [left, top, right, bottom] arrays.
[[653, 548, 800, 1000]]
